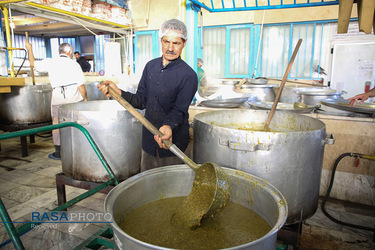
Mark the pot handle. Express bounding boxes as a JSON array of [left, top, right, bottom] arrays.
[[322, 133, 335, 145], [219, 138, 272, 152], [58, 118, 89, 125]]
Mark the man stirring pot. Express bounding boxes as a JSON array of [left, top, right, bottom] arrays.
[[98, 18, 198, 171]]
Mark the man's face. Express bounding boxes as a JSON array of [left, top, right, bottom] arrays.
[[161, 33, 186, 63], [74, 53, 80, 60]]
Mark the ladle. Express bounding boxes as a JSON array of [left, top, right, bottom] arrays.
[[105, 85, 231, 229], [264, 39, 303, 131]]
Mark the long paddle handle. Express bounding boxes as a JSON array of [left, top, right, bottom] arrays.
[[25, 32, 36, 85], [106, 85, 199, 170], [264, 38, 303, 131]]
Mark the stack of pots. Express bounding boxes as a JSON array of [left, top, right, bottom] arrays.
[[193, 109, 334, 225], [58, 100, 142, 182]]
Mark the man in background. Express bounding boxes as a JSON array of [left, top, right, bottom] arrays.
[[197, 58, 207, 95], [25, 42, 87, 160], [74, 51, 91, 72]]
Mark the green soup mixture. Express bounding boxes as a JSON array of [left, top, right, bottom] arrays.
[[119, 196, 271, 249]]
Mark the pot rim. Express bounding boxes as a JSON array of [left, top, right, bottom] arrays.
[[241, 84, 277, 88], [193, 109, 326, 133], [104, 165, 288, 250], [294, 88, 345, 96]]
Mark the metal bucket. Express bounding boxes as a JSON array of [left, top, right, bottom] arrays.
[[105, 165, 288, 250], [193, 110, 334, 225], [58, 100, 142, 182], [0, 84, 52, 124]]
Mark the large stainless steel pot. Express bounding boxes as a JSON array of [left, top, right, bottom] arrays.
[[58, 100, 142, 182], [105, 165, 288, 250], [236, 84, 277, 102], [294, 88, 345, 105], [0, 84, 52, 124], [193, 110, 334, 225]]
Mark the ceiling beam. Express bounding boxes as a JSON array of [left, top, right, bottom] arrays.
[[14, 21, 76, 32], [11, 2, 129, 34], [9, 16, 52, 25]]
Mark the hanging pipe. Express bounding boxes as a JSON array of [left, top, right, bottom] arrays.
[[0, 46, 27, 77], [0, 4, 15, 77], [321, 152, 375, 241]]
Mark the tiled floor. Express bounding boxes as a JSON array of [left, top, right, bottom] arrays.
[[0, 132, 374, 249]]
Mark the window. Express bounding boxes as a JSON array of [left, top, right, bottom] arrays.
[[201, 21, 335, 80], [134, 21, 335, 80], [228, 25, 251, 77], [134, 31, 160, 75], [94, 34, 110, 73], [11, 35, 46, 68], [202, 27, 226, 77], [260, 22, 332, 79]]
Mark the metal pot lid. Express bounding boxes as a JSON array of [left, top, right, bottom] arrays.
[[246, 101, 319, 113], [241, 84, 277, 89], [320, 98, 375, 114], [245, 77, 269, 85], [221, 80, 240, 85], [200, 97, 249, 108], [294, 88, 344, 96]]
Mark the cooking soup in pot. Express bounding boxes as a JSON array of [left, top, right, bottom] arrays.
[[119, 196, 271, 249]]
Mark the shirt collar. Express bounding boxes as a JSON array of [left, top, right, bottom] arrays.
[[60, 54, 70, 58], [161, 56, 181, 69]]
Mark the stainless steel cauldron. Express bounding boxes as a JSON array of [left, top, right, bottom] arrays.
[[58, 100, 142, 182], [193, 110, 334, 225], [0, 84, 52, 124], [105, 165, 287, 250]]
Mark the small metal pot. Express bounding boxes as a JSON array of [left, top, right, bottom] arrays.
[[273, 86, 306, 103], [237, 84, 277, 102], [294, 88, 346, 105]]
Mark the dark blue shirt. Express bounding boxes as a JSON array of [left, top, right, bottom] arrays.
[[121, 56, 198, 158]]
